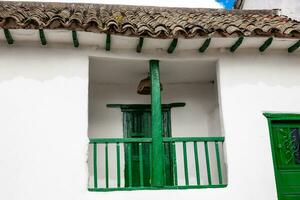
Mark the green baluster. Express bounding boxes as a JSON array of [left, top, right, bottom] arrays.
[[194, 141, 201, 185], [183, 141, 189, 185], [116, 142, 121, 187], [215, 142, 223, 184], [93, 143, 98, 189], [204, 141, 212, 185], [139, 143, 144, 186]]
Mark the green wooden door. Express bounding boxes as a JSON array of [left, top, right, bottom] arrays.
[[267, 118, 300, 200], [123, 107, 173, 187], [108, 103, 185, 187]]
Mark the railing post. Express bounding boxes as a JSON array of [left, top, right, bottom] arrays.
[[150, 59, 164, 187]]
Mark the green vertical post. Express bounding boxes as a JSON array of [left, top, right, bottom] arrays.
[[215, 142, 223, 184], [105, 143, 109, 188], [116, 142, 121, 187], [204, 141, 212, 185], [194, 141, 201, 185], [139, 143, 144, 186], [183, 141, 189, 185], [150, 59, 164, 187], [93, 143, 98, 188]]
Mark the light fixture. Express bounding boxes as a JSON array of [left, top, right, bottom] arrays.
[[137, 74, 163, 95]]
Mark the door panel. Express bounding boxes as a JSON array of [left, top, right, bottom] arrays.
[[123, 109, 174, 187], [270, 121, 300, 200]]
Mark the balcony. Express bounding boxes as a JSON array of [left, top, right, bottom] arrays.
[[88, 57, 227, 191], [88, 136, 226, 191]]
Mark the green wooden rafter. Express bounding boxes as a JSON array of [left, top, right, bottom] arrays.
[[199, 38, 211, 53], [259, 37, 273, 52], [167, 38, 178, 54], [3, 29, 14, 44], [106, 34, 111, 51], [136, 37, 144, 53], [72, 30, 79, 48], [230, 36, 244, 52], [39, 29, 47, 45], [288, 40, 300, 53]]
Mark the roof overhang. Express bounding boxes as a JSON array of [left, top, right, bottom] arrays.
[[0, 1, 300, 54]]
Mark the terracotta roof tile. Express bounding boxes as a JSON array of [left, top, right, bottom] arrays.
[[0, 1, 299, 39]]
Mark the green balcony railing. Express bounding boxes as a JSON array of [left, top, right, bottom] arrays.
[[88, 137, 226, 191]]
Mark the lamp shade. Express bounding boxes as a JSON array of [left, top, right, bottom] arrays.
[[137, 75, 163, 95]]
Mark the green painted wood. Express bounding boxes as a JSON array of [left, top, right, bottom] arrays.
[[90, 137, 224, 144], [127, 143, 133, 187], [116, 142, 121, 188], [39, 29, 47, 45], [204, 141, 212, 185], [136, 37, 144, 53], [198, 38, 211, 53], [106, 34, 111, 51], [193, 141, 201, 185], [150, 59, 164, 187], [72, 31, 79, 48], [4, 29, 13, 44], [259, 37, 273, 52], [264, 114, 300, 199], [139, 143, 144, 186], [90, 138, 152, 143], [93, 143, 98, 188], [264, 113, 300, 120], [171, 142, 178, 185], [107, 103, 186, 110], [288, 40, 300, 53], [183, 141, 189, 185], [215, 142, 223, 184], [230, 36, 244, 52], [163, 137, 225, 142], [149, 144, 152, 185], [105, 143, 109, 188], [88, 184, 228, 192], [167, 39, 178, 54]]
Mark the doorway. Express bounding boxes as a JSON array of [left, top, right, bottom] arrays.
[[265, 114, 300, 200]]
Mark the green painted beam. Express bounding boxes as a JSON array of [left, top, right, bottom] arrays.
[[106, 34, 111, 51], [72, 31, 79, 48], [149, 59, 164, 187], [90, 137, 152, 144], [136, 37, 144, 53], [198, 38, 211, 53], [167, 38, 178, 54], [39, 29, 47, 45], [230, 36, 244, 52], [259, 37, 273, 52], [163, 137, 225, 142], [3, 29, 14, 44], [288, 40, 300, 53]]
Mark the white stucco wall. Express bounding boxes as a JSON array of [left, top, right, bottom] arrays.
[[0, 46, 89, 200], [243, 0, 300, 20], [217, 50, 300, 199], [0, 40, 299, 200], [88, 82, 221, 138]]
